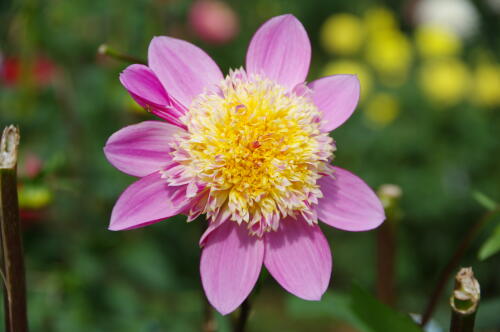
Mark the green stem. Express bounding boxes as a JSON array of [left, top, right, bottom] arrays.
[[420, 208, 499, 327], [233, 298, 251, 332], [449, 267, 480, 332], [0, 126, 28, 332], [98, 44, 146, 65]]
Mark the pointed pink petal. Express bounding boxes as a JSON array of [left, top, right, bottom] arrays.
[[200, 221, 264, 315], [148, 36, 223, 107], [120, 64, 186, 128], [199, 210, 231, 247], [317, 167, 385, 231], [109, 171, 190, 231], [103, 121, 183, 177], [308, 75, 360, 132], [120, 64, 169, 108], [264, 217, 332, 301], [246, 14, 311, 90]]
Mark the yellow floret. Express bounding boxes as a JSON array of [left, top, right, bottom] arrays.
[[173, 69, 335, 233]]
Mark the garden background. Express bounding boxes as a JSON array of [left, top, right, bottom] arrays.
[[1, 0, 500, 331]]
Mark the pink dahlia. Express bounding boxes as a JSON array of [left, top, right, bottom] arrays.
[[104, 14, 385, 315]]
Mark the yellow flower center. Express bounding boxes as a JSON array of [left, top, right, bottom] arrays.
[[169, 69, 335, 235]]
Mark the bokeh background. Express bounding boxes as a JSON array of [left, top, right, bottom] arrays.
[[1, 0, 500, 331]]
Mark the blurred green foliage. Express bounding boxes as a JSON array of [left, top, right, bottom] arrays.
[[288, 286, 424, 332], [1, 0, 500, 331], [479, 220, 500, 261]]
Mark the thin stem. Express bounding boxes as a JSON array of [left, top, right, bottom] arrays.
[[376, 184, 402, 307], [0, 126, 28, 332], [376, 220, 396, 306], [449, 267, 480, 332], [420, 208, 499, 327], [97, 44, 146, 65], [233, 298, 251, 332]]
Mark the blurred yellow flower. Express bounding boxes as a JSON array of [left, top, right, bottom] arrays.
[[364, 7, 398, 34], [415, 25, 462, 58], [471, 62, 500, 107], [419, 58, 469, 106], [18, 185, 53, 210], [365, 29, 413, 86], [363, 93, 400, 127], [320, 14, 364, 55], [322, 60, 373, 100]]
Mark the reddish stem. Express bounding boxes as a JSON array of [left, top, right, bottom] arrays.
[[376, 220, 396, 306]]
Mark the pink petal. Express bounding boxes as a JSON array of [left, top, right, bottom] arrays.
[[199, 209, 231, 247], [317, 167, 385, 231], [264, 217, 332, 301], [104, 121, 183, 177], [120, 64, 186, 128], [120, 64, 169, 108], [246, 14, 311, 90], [148, 36, 223, 107], [200, 221, 264, 315], [308, 75, 360, 132], [109, 171, 190, 231]]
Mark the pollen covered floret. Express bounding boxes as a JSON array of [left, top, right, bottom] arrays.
[[164, 69, 335, 236]]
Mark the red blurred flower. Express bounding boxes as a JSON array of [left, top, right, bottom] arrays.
[[1, 57, 20, 85], [1, 55, 57, 87], [33, 56, 57, 86]]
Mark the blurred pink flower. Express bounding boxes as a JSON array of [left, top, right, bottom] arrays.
[[20, 152, 43, 179], [188, 0, 239, 44], [104, 14, 385, 314]]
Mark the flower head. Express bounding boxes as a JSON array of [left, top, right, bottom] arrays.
[[168, 68, 335, 235], [104, 14, 385, 315]]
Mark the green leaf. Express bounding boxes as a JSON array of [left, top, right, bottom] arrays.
[[287, 291, 371, 331], [287, 286, 423, 332], [479, 222, 500, 260], [472, 191, 498, 211], [349, 285, 424, 332]]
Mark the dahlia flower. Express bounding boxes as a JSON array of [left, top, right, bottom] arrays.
[[104, 14, 385, 315]]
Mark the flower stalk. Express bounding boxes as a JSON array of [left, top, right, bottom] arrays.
[[0, 126, 28, 332], [233, 298, 251, 332], [97, 44, 146, 65], [449, 267, 480, 332], [376, 184, 402, 306]]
